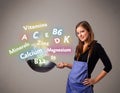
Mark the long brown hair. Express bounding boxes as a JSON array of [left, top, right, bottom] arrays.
[[75, 21, 94, 60]]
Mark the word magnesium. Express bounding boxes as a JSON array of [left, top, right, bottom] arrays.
[[47, 48, 72, 54]]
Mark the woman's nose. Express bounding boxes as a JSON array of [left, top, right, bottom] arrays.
[[79, 33, 82, 37]]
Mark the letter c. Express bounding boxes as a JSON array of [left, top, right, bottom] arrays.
[[33, 31, 40, 39], [20, 53, 26, 59]]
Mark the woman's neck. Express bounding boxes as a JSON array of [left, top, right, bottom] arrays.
[[83, 43, 89, 53]]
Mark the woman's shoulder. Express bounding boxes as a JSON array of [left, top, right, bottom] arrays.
[[90, 40, 101, 48], [94, 41, 101, 47], [93, 41, 104, 50]]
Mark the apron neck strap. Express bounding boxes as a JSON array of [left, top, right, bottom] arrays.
[[87, 40, 97, 63], [87, 52, 90, 63]]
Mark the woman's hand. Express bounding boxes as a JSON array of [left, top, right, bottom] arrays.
[[56, 62, 65, 69], [83, 70, 107, 86], [83, 78, 96, 86], [57, 62, 72, 69]]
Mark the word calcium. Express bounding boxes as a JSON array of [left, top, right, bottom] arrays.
[[20, 48, 46, 60]]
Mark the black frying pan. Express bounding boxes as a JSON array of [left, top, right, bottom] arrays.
[[27, 59, 56, 72]]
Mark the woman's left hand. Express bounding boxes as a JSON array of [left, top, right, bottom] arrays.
[[83, 78, 96, 86]]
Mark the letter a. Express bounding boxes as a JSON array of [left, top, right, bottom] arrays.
[[21, 34, 28, 41]]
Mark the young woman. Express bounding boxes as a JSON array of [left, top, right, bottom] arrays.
[[57, 21, 112, 93]]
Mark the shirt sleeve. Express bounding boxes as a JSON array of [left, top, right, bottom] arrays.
[[97, 43, 112, 73]]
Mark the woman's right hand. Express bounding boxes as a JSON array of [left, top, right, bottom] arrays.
[[56, 62, 66, 69]]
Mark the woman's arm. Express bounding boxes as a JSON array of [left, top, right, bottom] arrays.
[[83, 70, 107, 86], [97, 43, 112, 73], [83, 43, 112, 86]]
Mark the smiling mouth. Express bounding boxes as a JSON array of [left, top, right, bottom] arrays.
[[80, 37, 84, 39]]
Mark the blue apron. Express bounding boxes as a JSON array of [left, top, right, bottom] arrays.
[[66, 60, 93, 93]]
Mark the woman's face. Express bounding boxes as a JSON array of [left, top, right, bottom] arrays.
[[76, 26, 90, 42]]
